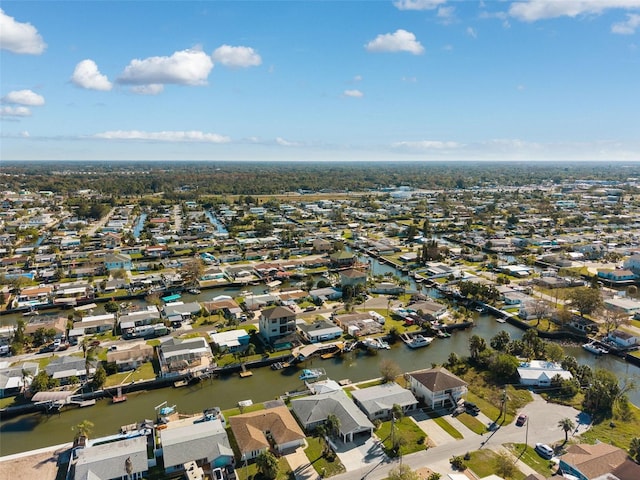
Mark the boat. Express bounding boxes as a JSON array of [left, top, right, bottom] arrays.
[[187, 288, 201, 295], [436, 330, 451, 338], [496, 318, 506, 324], [404, 334, 433, 349], [299, 368, 325, 381], [271, 362, 284, 370], [582, 341, 609, 355], [361, 337, 391, 350]]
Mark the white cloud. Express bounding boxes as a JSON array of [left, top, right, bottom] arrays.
[[94, 130, 230, 143], [212, 45, 262, 68], [275, 137, 300, 147], [466, 27, 478, 39], [130, 84, 164, 95], [118, 49, 213, 87], [612, 13, 640, 34], [343, 89, 363, 98], [2, 89, 45, 106], [509, 0, 640, 22], [0, 106, 31, 117], [392, 140, 461, 150], [402, 76, 418, 83], [437, 6, 456, 24], [71, 59, 113, 91], [365, 29, 425, 55], [394, 0, 447, 11], [0, 8, 46, 54], [353, 75, 363, 82]]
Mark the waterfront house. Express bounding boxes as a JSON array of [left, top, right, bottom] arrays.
[[309, 287, 342, 302], [407, 366, 467, 409], [517, 360, 572, 387], [313, 238, 332, 253], [297, 319, 343, 343], [351, 382, 418, 421], [106, 342, 154, 371], [162, 302, 202, 322], [45, 356, 95, 384], [406, 299, 448, 321], [290, 390, 374, 442], [370, 282, 403, 295], [603, 297, 640, 316], [258, 305, 296, 345], [209, 329, 251, 353], [118, 306, 161, 329], [24, 316, 67, 341], [606, 329, 638, 349], [202, 298, 243, 321], [157, 337, 214, 376], [160, 418, 234, 474], [229, 405, 306, 461], [332, 312, 385, 336], [0, 361, 38, 398], [73, 313, 115, 335], [597, 268, 637, 285], [339, 268, 367, 288], [329, 250, 356, 267], [15, 285, 53, 308], [558, 443, 636, 480], [71, 435, 149, 480]]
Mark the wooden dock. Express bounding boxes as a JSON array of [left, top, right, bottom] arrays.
[[112, 387, 127, 403], [239, 364, 253, 378]]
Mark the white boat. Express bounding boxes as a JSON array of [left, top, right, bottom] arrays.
[[582, 341, 608, 355], [405, 334, 433, 349], [361, 337, 391, 350], [187, 288, 201, 295], [299, 368, 325, 381]]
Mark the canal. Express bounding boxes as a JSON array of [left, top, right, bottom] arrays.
[[1, 313, 639, 456]]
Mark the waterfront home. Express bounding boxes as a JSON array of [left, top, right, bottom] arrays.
[[45, 356, 95, 384], [258, 305, 296, 345], [606, 329, 638, 349], [106, 342, 154, 371], [202, 298, 243, 321], [603, 297, 640, 316], [407, 366, 467, 409], [406, 299, 448, 321], [24, 316, 67, 341], [0, 361, 38, 397], [118, 306, 161, 328], [313, 238, 332, 253], [597, 268, 637, 285], [558, 443, 639, 480], [517, 360, 572, 387], [229, 405, 306, 461], [339, 268, 367, 288], [309, 287, 342, 302], [290, 390, 374, 442], [162, 302, 202, 322], [333, 312, 385, 336], [73, 313, 115, 335], [297, 319, 343, 343], [243, 293, 279, 311], [70, 435, 149, 480], [157, 337, 214, 376], [160, 417, 234, 474], [15, 285, 53, 308], [209, 329, 251, 353], [329, 250, 356, 267], [370, 281, 403, 295], [351, 382, 418, 421]]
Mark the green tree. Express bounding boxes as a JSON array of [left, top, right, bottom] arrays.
[[468, 335, 487, 361], [92, 364, 107, 389], [379, 358, 401, 383], [629, 437, 640, 463], [255, 451, 279, 480], [325, 413, 341, 440], [558, 417, 575, 444], [566, 286, 603, 318], [583, 369, 620, 414], [495, 451, 517, 479], [73, 420, 94, 440], [387, 464, 420, 480], [104, 300, 120, 313], [490, 353, 519, 380], [490, 331, 510, 351]]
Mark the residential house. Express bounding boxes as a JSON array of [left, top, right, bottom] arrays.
[[339, 269, 367, 288], [24, 316, 67, 341], [309, 287, 342, 302], [15, 285, 53, 308], [259, 305, 296, 345], [597, 269, 637, 285], [351, 382, 418, 421], [0, 361, 38, 398], [604, 297, 640, 316], [157, 337, 214, 377], [291, 390, 374, 442], [202, 298, 243, 322], [313, 238, 332, 253], [160, 418, 234, 474], [407, 366, 467, 409], [229, 405, 306, 461], [103, 253, 133, 271], [209, 329, 251, 353], [406, 300, 448, 321], [370, 282, 403, 295], [333, 312, 384, 337], [73, 313, 115, 335], [106, 342, 154, 371], [118, 306, 161, 330], [45, 356, 95, 384], [162, 302, 202, 323], [329, 250, 355, 267], [297, 320, 342, 344], [71, 435, 149, 480], [607, 330, 638, 349], [517, 360, 572, 387], [558, 443, 636, 480]]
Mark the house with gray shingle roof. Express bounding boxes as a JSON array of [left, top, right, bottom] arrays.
[[45, 356, 96, 384], [351, 382, 418, 421], [71, 435, 148, 480], [160, 418, 233, 473], [407, 366, 467, 409], [290, 390, 374, 442]]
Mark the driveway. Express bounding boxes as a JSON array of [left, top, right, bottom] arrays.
[[285, 446, 318, 480], [331, 435, 388, 473]]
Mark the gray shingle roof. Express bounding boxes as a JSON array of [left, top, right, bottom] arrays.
[[73, 435, 147, 480], [160, 419, 232, 469], [351, 383, 418, 417], [291, 390, 373, 435]]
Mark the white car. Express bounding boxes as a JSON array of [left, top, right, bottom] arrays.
[[535, 443, 554, 459]]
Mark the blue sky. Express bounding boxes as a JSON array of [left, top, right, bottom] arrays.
[[1, 0, 640, 162]]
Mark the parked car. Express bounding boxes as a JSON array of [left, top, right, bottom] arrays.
[[516, 414, 527, 426], [464, 401, 480, 415], [212, 468, 224, 480], [535, 443, 554, 459]]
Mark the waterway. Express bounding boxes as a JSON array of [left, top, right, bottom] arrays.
[[132, 213, 147, 240], [1, 313, 639, 456]]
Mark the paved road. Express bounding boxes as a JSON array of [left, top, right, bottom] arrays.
[[330, 393, 589, 479]]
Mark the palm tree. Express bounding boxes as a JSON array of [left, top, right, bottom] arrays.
[[73, 420, 94, 440], [325, 413, 341, 440], [629, 437, 640, 463], [558, 417, 575, 444], [255, 451, 279, 480]]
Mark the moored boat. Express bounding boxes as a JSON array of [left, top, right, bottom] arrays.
[[582, 341, 609, 355], [360, 337, 391, 350], [403, 334, 433, 349], [299, 368, 325, 381]]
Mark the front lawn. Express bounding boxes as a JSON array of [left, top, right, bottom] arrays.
[[234, 457, 292, 480], [579, 403, 640, 450], [377, 416, 428, 455], [104, 362, 156, 387], [456, 412, 487, 435], [431, 415, 463, 440], [504, 443, 557, 477], [465, 449, 526, 480], [304, 436, 346, 477]]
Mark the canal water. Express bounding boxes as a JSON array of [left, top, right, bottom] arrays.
[[2, 314, 639, 456]]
